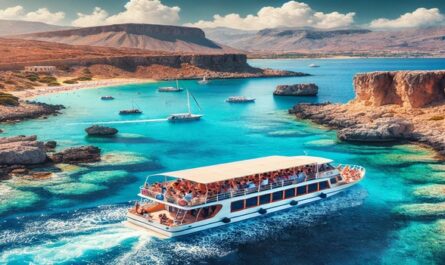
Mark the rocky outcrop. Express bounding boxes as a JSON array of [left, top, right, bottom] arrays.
[[291, 70, 445, 157], [354, 71, 445, 108], [337, 118, 414, 142], [274, 83, 318, 96], [50, 146, 101, 164], [0, 135, 47, 165], [85, 125, 118, 136], [0, 101, 64, 123]]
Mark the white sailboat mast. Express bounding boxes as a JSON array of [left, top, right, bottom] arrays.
[[176, 80, 179, 90], [187, 90, 191, 114]]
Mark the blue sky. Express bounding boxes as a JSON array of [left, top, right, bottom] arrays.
[[0, 0, 444, 30]]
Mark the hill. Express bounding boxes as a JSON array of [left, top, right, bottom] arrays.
[[15, 23, 239, 54], [0, 19, 72, 36], [204, 27, 445, 57]]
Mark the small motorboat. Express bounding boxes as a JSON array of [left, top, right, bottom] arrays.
[[198, 76, 208, 85], [158, 80, 183, 92], [101, 96, 114, 100], [119, 109, 142, 115], [225, 96, 255, 103], [309, 63, 320, 68], [167, 90, 203, 122]]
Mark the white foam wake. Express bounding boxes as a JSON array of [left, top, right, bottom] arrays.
[[68, 118, 168, 125]]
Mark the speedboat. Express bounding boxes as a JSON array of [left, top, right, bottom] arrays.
[[126, 155, 365, 238], [158, 80, 183, 92], [101, 96, 114, 100], [167, 90, 203, 122], [198, 76, 208, 85], [309, 63, 320, 68], [226, 96, 256, 103]]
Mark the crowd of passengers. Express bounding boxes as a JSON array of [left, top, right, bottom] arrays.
[[144, 164, 331, 206]]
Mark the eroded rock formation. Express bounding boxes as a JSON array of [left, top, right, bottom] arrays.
[[354, 71, 445, 108], [85, 125, 118, 136], [291, 70, 445, 156], [0, 135, 47, 165], [50, 146, 101, 164], [274, 83, 318, 96]]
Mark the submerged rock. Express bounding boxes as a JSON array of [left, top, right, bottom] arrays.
[[45, 140, 57, 150], [50, 146, 101, 164], [85, 125, 118, 136], [0, 135, 47, 165], [274, 83, 318, 96], [45, 182, 106, 196]]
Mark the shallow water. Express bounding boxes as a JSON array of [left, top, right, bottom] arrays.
[[1, 58, 445, 264]]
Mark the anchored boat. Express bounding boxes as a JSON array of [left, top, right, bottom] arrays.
[[101, 96, 114, 100], [158, 80, 183, 92], [126, 155, 365, 238], [226, 96, 256, 103], [167, 90, 202, 122], [198, 76, 208, 85]]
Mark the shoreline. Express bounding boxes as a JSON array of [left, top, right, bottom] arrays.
[[10, 78, 156, 100]]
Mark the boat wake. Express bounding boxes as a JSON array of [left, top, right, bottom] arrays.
[[68, 118, 168, 125], [0, 188, 367, 265]]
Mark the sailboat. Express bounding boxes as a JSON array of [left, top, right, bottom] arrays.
[[119, 100, 142, 115], [198, 76, 208, 85], [167, 90, 203, 122], [158, 80, 183, 92]]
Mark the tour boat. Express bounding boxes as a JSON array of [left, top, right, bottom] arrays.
[[226, 96, 256, 103], [126, 155, 365, 238], [198, 76, 208, 85], [101, 96, 114, 100], [167, 90, 202, 122], [158, 80, 183, 92]]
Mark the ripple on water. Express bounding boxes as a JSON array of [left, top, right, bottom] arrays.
[[412, 184, 445, 201], [393, 202, 445, 219], [79, 170, 129, 185], [0, 185, 39, 215], [45, 182, 107, 196], [304, 139, 337, 148]]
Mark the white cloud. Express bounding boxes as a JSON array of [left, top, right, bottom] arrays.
[[72, 7, 109, 27], [370, 8, 444, 29], [0, 5, 65, 24], [25, 8, 65, 24], [71, 0, 180, 27], [185, 1, 355, 30]]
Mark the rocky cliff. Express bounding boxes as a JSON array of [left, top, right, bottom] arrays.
[[354, 71, 445, 108], [291, 70, 445, 157]]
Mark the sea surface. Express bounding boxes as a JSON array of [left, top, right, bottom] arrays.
[[1, 58, 445, 265]]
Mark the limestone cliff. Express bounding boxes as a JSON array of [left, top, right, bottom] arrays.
[[353, 71, 445, 108]]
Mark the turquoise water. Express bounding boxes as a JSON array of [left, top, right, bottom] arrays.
[[0, 58, 444, 264]]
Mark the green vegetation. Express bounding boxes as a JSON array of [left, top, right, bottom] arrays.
[[0, 92, 19, 106], [76, 76, 92, 81], [430, 115, 444, 121], [38, 76, 57, 84], [63, 79, 78, 84], [26, 73, 39, 82], [47, 82, 61, 86]]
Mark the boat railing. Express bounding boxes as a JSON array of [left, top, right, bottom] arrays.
[[139, 165, 364, 207]]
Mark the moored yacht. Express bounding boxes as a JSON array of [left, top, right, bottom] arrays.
[[101, 96, 114, 100], [226, 96, 255, 103], [198, 76, 208, 85], [309, 63, 320, 68], [158, 80, 183, 92], [126, 155, 365, 238], [167, 90, 203, 122]]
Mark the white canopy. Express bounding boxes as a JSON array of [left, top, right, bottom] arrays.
[[155, 156, 332, 184]]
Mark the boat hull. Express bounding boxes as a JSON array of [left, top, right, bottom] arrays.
[[126, 177, 362, 238]]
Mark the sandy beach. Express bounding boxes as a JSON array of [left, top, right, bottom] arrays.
[[11, 78, 156, 99]]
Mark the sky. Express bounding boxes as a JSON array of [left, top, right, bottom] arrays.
[[0, 0, 444, 30]]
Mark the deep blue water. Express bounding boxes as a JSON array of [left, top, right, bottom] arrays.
[[0, 58, 444, 264]]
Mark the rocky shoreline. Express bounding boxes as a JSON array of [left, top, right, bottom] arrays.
[[0, 100, 64, 123], [0, 135, 101, 180], [290, 71, 445, 158]]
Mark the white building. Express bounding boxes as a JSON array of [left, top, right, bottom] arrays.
[[24, 66, 56, 73]]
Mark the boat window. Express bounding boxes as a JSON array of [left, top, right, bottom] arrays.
[[330, 177, 337, 184], [337, 175, 343, 181], [259, 194, 271, 205], [308, 183, 318, 193], [272, 191, 283, 202], [297, 185, 307, 196], [284, 188, 295, 199], [319, 181, 329, 190], [231, 200, 244, 212], [245, 197, 258, 208]]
